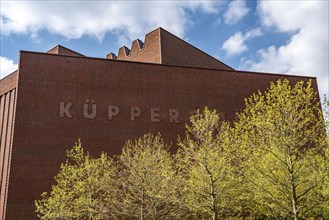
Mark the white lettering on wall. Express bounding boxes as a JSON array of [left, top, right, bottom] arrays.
[[131, 106, 141, 121], [108, 105, 120, 120], [169, 108, 180, 123], [150, 108, 160, 123], [83, 99, 97, 119], [59, 102, 73, 118], [59, 101, 227, 123]]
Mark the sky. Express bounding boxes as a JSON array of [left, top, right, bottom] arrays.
[[0, 0, 328, 99]]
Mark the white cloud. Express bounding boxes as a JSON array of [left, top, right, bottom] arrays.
[[0, 57, 18, 79], [224, 0, 250, 25], [242, 1, 329, 98], [0, 1, 220, 42], [222, 28, 262, 56], [222, 32, 246, 56], [245, 28, 262, 39], [257, 1, 321, 32]]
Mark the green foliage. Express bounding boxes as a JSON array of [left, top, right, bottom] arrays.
[[323, 95, 329, 138], [35, 80, 329, 219], [35, 140, 117, 219], [236, 79, 329, 219], [176, 108, 243, 219], [116, 133, 181, 220], [320, 95, 329, 219]]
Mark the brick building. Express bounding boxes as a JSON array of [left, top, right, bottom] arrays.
[[0, 27, 318, 219]]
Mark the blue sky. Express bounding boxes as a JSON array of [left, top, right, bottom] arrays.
[[1, 0, 328, 98]]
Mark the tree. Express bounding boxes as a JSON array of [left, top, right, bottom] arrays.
[[176, 108, 243, 219], [35, 140, 118, 220], [318, 95, 329, 218], [116, 133, 182, 220], [35, 81, 328, 219], [235, 79, 328, 219], [323, 95, 329, 137]]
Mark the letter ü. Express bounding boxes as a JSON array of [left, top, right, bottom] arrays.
[[84, 99, 97, 119]]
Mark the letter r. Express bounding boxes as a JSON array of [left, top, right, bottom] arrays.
[[169, 109, 180, 123]]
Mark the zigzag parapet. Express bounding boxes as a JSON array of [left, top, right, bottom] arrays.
[[106, 27, 233, 70], [108, 28, 161, 64], [118, 39, 145, 58]]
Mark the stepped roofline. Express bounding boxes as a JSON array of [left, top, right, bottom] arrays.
[[107, 27, 234, 70]]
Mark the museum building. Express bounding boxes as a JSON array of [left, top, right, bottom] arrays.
[[0, 27, 318, 219]]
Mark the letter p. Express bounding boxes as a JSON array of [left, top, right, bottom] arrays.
[[131, 106, 141, 121], [108, 105, 120, 120]]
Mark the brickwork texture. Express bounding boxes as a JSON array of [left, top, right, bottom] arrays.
[[0, 28, 318, 219]]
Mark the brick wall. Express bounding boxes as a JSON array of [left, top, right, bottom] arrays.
[[160, 28, 233, 70], [3, 51, 318, 219], [0, 88, 17, 220], [114, 28, 162, 64], [0, 72, 18, 95]]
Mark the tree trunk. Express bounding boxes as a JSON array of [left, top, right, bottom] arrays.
[[212, 211, 216, 220], [153, 204, 157, 220], [291, 186, 299, 220], [207, 165, 217, 220], [288, 149, 299, 220], [140, 188, 145, 220]]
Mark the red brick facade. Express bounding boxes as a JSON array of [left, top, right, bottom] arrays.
[[0, 28, 318, 219]]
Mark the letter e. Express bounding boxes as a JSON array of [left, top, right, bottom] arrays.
[[151, 108, 160, 123]]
